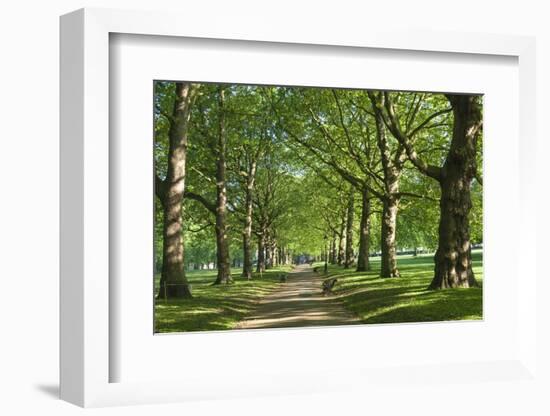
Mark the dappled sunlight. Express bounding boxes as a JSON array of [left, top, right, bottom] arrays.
[[328, 252, 483, 325], [155, 254, 482, 332], [154, 265, 293, 332], [153, 84, 483, 333], [235, 267, 360, 330]]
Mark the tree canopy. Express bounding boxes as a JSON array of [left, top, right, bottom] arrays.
[[154, 82, 483, 297]]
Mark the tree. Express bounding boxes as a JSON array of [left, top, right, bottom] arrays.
[[356, 187, 371, 271], [366, 92, 408, 277], [252, 147, 290, 272], [239, 145, 260, 278], [228, 89, 270, 279], [183, 87, 234, 284], [271, 88, 375, 272], [380, 92, 482, 289], [212, 88, 232, 284], [344, 188, 355, 268], [154, 83, 483, 297], [155, 82, 199, 299]]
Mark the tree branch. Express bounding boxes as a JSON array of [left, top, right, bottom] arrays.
[[396, 191, 438, 202], [380, 92, 442, 181], [184, 191, 216, 214], [408, 107, 452, 138], [187, 222, 213, 233]]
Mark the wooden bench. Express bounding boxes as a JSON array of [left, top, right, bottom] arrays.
[[322, 277, 338, 296]]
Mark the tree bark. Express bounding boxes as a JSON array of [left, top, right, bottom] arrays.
[[337, 215, 346, 266], [428, 95, 481, 289], [274, 243, 279, 266], [356, 187, 371, 272], [369, 92, 402, 278], [212, 88, 232, 285], [267, 237, 276, 269], [380, 196, 400, 277], [344, 190, 355, 269], [330, 231, 337, 264], [256, 234, 266, 273], [242, 159, 257, 280], [157, 82, 197, 299]]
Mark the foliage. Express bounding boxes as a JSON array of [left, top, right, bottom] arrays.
[[154, 83, 483, 266], [153, 81, 484, 326]]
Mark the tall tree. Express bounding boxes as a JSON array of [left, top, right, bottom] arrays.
[[184, 86, 233, 284], [230, 105, 268, 278], [252, 151, 285, 272], [356, 187, 371, 271], [344, 189, 355, 268], [213, 88, 232, 284], [272, 88, 375, 272], [366, 92, 409, 277], [240, 150, 259, 278], [381, 92, 481, 289], [275, 89, 432, 275], [337, 211, 346, 265], [155, 82, 199, 299]]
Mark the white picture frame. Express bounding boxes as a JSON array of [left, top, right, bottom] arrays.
[[60, 7, 539, 408]]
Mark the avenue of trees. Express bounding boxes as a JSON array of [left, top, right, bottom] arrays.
[[154, 82, 483, 298]]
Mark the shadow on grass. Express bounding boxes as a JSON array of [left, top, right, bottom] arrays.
[[155, 267, 291, 333], [328, 251, 483, 324], [155, 252, 483, 332]]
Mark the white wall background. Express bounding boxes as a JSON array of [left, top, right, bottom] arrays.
[[0, 1, 548, 415]]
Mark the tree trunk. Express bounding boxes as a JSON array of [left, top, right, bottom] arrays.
[[380, 196, 400, 277], [337, 216, 346, 266], [369, 91, 405, 278], [428, 95, 481, 289], [429, 175, 477, 289], [344, 190, 355, 269], [256, 234, 266, 273], [157, 82, 196, 299], [159, 196, 192, 298], [267, 244, 275, 269], [213, 88, 232, 285], [356, 188, 371, 272], [242, 217, 253, 278], [241, 160, 257, 280], [330, 231, 337, 264], [274, 244, 279, 266]]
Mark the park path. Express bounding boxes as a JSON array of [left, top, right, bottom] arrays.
[[235, 264, 360, 330]]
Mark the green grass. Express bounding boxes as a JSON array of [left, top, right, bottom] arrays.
[[155, 252, 482, 333], [320, 250, 483, 324], [154, 266, 291, 333]]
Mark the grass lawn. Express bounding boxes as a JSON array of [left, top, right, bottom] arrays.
[[154, 266, 291, 333], [319, 250, 483, 324], [155, 251, 482, 333]]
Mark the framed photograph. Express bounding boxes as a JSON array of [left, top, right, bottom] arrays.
[[60, 7, 539, 408]]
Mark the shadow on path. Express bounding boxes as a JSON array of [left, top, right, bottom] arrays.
[[235, 264, 359, 329]]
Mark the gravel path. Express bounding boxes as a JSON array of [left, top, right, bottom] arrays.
[[235, 264, 360, 330]]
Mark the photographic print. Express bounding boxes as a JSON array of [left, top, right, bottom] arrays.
[[154, 82, 483, 333]]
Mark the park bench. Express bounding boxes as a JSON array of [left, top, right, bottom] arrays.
[[322, 277, 338, 296]]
